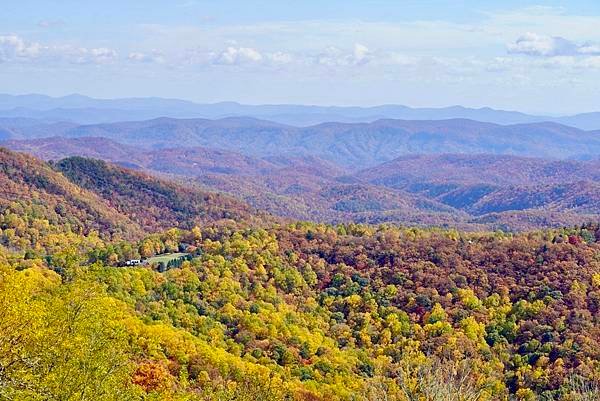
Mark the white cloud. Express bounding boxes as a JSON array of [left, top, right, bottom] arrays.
[[579, 56, 600, 69], [508, 33, 569, 56], [134, 8, 600, 76], [128, 50, 165, 64], [384, 53, 420, 67], [579, 44, 600, 55], [0, 35, 42, 62], [184, 45, 295, 68], [268, 51, 293, 65], [182, 43, 477, 76], [353, 43, 371, 65], [314, 43, 373, 67], [0, 34, 118, 65], [212, 46, 263, 65], [508, 32, 600, 57], [68, 47, 118, 64]]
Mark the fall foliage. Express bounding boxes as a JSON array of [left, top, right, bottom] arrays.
[[0, 149, 599, 400]]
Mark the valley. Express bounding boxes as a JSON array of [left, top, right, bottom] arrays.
[[0, 146, 598, 400], [3, 131, 599, 231], [4, 1, 600, 399]]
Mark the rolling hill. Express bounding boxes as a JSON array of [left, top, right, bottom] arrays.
[[0, 147, 144, 241], [2, 144, 600, 400], [356, 154, 600, 188], [4, 137, 465, 227], [355, 154, 600, 221], [4, 137, 600, 231], [2, 117, 600, 169], [0, 137, 471, 223], [54, 156, 258, 231], [0, 148, 258, 243], [2, 136, 344, 177]]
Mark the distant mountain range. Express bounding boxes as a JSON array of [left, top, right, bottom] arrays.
[[4, 136, 600, 231], [1, 116, 598, 169], [2, 93, 600, 129], [1, 99, 599, 230]]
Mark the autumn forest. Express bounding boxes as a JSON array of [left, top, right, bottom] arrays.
[[3, 2, 600, 399], [0, 148, 598, 400]]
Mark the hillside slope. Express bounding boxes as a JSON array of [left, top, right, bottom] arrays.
[[54, 156, 258, 232], [0, 148, 258, 248], [355, 154, 600, 220], [4, 138, 600, 230], [2, 138, 472, 227], [0, 147, 144, 243], [3, 216, 600, 400], [1, 144, 599, 400], [3, 117, 600, 169], [356, 154, 600, 187]]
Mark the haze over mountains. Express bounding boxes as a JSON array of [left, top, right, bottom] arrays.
[[2, 116, 600, 169], [3, 93, 600, 129], [4, 136, 599, 231], [1, 93, 599, 231]]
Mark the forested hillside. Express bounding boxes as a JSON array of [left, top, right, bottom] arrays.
[[0, 149, 599, 400], [3, 117, 600, 168], [54, 156, 259, 231], [0, 149, 256, 250], [5, 139, 600, 230], [0, 147, 145, 243]]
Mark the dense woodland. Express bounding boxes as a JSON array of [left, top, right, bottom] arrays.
[[4, 136, 600, 231], [0, 148, 599, 400]]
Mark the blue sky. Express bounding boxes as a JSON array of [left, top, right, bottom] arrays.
[[2, 1, 600, 114]]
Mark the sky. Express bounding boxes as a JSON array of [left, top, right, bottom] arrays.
[[2, 1, 600, 114]]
